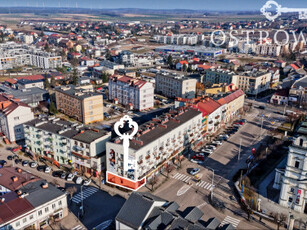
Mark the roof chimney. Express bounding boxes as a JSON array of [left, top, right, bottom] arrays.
[[12, 176, 18, 182], [41, 182, 48, 189]]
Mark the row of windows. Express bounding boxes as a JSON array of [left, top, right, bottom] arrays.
[[15, 200, 62, 227]]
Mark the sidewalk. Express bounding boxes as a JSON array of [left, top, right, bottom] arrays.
[[45, 210, 86, 230]]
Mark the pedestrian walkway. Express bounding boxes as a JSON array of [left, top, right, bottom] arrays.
[[71, 225, 86, 230], [72, 186, 98, 204], [172, 173, 191, 183], [196, 180, 213, 191], [220, 216, 240, 228]]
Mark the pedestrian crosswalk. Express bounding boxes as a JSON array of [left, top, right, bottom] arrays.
[[72, 225, 86, 230], [220, 216, 240, 228], [172, 173, 191, 183], [72, 186, 98, 204], [195, 180, 213, 191]]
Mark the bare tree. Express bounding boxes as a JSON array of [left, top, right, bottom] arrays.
[[66, 186, 77, 202]]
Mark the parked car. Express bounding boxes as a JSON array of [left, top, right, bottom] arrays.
[[12, 146, 22, 153], [212, 140, 222, 146], [15, 159, 22, 164], [206, 145, 217, 150], [7, 155, 13, 160], [66, 173, 74, 181], [127, 111, 133, 114], [44, 166, 51, 173], [203, 149, 213, 155], [29, 162, 37, 168], [22, 160, 29, 167], [53, 170, 64, 177], [106, 104, 112, 108], [75, 176, 83, 184], [192, 155, 205, 161], [60, 172, 67, 179], [259, 105, 266, 110], [0, 160, 7, 166], [190, 168, 200, 176], [83, 178, 92, 186]]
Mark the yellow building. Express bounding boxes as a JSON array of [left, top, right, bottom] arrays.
[[205, 83, 237, 95], [55, 85, 104, 124]]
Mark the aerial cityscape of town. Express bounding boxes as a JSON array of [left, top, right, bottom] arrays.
[[0, 0, 306, 229]]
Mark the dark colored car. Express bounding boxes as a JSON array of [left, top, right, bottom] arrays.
[[259, 105, 266, 110], [7, 155, 13, 160], [15, 159, 22, 164], [53, 170, 64, 177], [0, 160, 7, 166]]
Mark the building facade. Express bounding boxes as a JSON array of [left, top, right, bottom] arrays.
[[24, 116, 111, 174], [203, 69, 235, 85], [55, 85, 104, 124], [106, 108, 203, 190], [232, 71, 271, 96], [109, 75, 154, 111], [0, 94, 34, 143], [155, 73, 197, 99]]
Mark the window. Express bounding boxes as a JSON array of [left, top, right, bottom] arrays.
[[52, 203, 56, 209], [288, 197, 293, 203], [290, 187, 295, 193], [294, 161, 300, 169], [58, 200, 62, 206], [299, 139, 304, 146], [45, 207, 49, 212], [38, 210, 42, 216], [29, 215, 34, 220], [23, 218, 27, 223], [14, 117, 20, 121], [16, 221, 20, 227]]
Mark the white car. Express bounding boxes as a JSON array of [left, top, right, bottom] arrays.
[[203, 149, 213, 155], [212, 141, 222, 146], [83, 178, 92, 186], [206, 145, 216, 150], [29, 161, 37, 168], [44, 166, 51, 173], [66, 173, 74, 181], [75, 177, 83, 185], [189, 168, 200, 176]]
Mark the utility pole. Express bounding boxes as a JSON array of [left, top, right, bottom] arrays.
[[238, 138, 242, 161], [260, 116, 264, 138], [283, 104, 287, 116]]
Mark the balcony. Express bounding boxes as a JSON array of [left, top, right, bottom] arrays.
[[156, 156, 160, 160], [208, 121, 213, 124], [215, 115, 220, 119], [145, 155, 150, 160], [189, 133, 194, 137], [138, 160, 143, 165]]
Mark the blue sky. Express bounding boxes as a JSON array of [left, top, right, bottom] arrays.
[[0, 0, 305, 11]]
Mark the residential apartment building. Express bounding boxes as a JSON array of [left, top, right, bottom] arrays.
[[232, 71, 271, 95], [255, 44, 281, 56], [109, 75, 154, 111], [0, 42, 62, 70], [155, 72, 197, 99], [106, 107, 203, 190], [24, 116, 111, 174], [175, 89, 245, 134], [273, 121, 307, 214], [203, 69, 235, 85], [119, 50, 135, 66], [153, 34, 200, 45], [0, 167, 68, 230], [55, 85, 104, 124], [0, 94, 34, 143]]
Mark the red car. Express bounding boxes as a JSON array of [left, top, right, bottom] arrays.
[[192, 155, 205, 161], [12, 146, 22, 152]]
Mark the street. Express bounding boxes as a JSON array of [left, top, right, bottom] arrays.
[[140, 103, 287, 229]]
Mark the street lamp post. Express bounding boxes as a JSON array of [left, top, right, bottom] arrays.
[[238, 138, 242, 161], [260, 116, 264, 138], [207, 167, 214, 201]]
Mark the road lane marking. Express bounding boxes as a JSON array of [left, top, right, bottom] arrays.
[[177, 184, 191, 196]]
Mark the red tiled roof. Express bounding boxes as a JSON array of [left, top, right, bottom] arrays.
[[198, 65, 212, 70], [113, 75, 147, 88], [196, 98, 221, 115], [0, 193, 34, 224], [179, 60, 188, 65], [4, 79, 17, 84], [16, 75, 44, 81], [218, 89, 244, 105]]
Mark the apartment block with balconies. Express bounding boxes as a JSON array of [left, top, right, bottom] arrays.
[[24, 116, 111, 175], [55, 85, 104, 124], [106, 107, 203, 191]]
